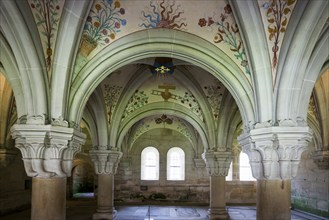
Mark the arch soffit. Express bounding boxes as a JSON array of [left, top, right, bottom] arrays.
[[83, 103, 100, 147], [229, 0, 273, 123], [69, 29, 255, 127], [0, 33, 26, 117], [116, 103, 209, 152], [127, 117, 197, 154], [0, 0, 48, 118], [51, 0, 93, 120], [275, 0, 329, 121], [87, 88, 108, 146]]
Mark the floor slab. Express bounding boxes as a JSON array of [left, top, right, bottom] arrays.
[[0, 199, 327, 220]]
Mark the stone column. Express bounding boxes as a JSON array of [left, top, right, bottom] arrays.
[[238, 123, 312, 220], [10, 121, 85, 220], [203, 151, 232, 220], [90, 147, 122, 220]]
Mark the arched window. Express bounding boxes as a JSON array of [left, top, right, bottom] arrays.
[[226, 161, 233, 181], [167, 147, 185, 180], [141, 147, 159, 180], [239, 152, 256, 181]]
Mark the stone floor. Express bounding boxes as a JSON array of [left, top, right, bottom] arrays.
[[1, 199, 328, 220]]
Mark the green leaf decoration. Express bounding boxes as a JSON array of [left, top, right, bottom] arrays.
[[268, 18, 275, 23], [287, 0, 296, 6], [283, 8, 291, 15], [281, 17, 287, 26], [267, 8, 273, 16]]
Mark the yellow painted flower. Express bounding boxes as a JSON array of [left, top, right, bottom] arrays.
[[110, 33, 115, 39], [114, 1, 120, 8], [95, 4, 101, 11], [94, 21, 100, 28]]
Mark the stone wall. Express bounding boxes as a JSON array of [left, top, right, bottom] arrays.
[[114, 128, 256, 205], [291, 150, 329, 218], [0, 149, 31, 215]]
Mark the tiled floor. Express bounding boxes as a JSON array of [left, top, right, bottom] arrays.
[[1, 199, 327, 220]]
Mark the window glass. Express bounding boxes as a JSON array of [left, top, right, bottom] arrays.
[[141, 147, 159, 180], [167, 147, 185, 180], [239, 152, 256, 181]]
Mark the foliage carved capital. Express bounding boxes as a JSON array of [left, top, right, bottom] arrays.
[[90, 148, 123, 175], [238, 126, 312, 180], [202, 151, 232, 177], [10, 124, 86, 178]]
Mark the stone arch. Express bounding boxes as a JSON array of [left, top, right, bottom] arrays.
[[116, 102, 209, 152], [0, 1, 48, 121], [275, 0, 329, 122], [69, 29, 255, 130]]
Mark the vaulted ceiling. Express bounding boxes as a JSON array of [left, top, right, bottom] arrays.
[[0, 0, 327, 155]]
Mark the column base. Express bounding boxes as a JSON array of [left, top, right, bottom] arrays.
[[93, 209, 117, 220], [208, 207, 230, 220]]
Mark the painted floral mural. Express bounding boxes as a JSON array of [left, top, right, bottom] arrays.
[[81, 0, 126, 56], [140, 0, 187, 29], [104, 84, 122, 123], [262, 0, 296, 70], [198, 4, 250, 75], [122, 90, 149, 120], [29, 0, 61, 71], [203, 82, 224, 120]]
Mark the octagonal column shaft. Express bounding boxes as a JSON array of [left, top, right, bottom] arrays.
[[32, 177, 67, 220], [90, 147, 122, 220], [257, 179, 291, 220], [11, 123, 86, 220], [203, 151, 232, 220], [238, 125, 312, 220]]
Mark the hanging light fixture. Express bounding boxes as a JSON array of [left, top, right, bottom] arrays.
[[151, 57, 175, 77]]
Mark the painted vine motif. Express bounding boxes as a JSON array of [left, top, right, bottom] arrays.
[[176, 119, 192, 141], [82, 0, 126, 56], [308, 94, 319, 121], [179, 91, 203, 121], [103, 85, 122, 123], [131, 121, 150, 143], [198, 4, 250, 75], [140, 0, 187, 29], [29, 0, 61, 71], [203, 82, 224, 119], [122, 90, 149, 120], [262, 0, 296, 69]]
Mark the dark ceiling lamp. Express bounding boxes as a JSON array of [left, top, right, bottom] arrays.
[[151, 57, 175, 76], [155, 114, 173, 125]]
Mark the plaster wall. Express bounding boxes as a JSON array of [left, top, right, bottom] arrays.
[[291, 150, 329, 218], [114, 128, 256, 205], [0, 150, 31, 215]]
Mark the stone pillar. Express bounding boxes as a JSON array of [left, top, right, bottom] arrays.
[[90, 147, 122, 220], [31, 177, 66, 220], [11, 121, 86, 220], [203, 151, 232, 220], [238, 124, 312, 220]]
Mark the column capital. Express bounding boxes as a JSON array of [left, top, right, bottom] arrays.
[[202, 151, 232, 176], [238, 126, 312, 180], [10, 124, 86, 178], [90, 148, 122, 175], [312, 150, 329, 170]]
